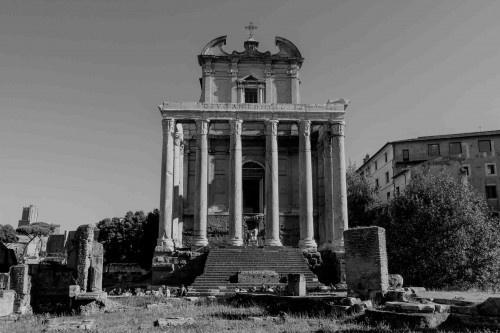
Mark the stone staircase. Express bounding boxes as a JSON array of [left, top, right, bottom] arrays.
[[188, 247, 321, 295]]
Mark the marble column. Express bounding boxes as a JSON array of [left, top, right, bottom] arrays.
[[298, 120, 317, 250], [331, 121, 348, 249], [172, 123, 183, 248], [178, 142, 185, 246], [265, 120, 282, 246], [322, 127, 335, 246], [192, 119, 210, 247], [157, 118, 175, 251], [228, 119, 243, 246]]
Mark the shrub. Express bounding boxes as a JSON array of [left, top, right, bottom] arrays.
[[374, 170, 500, 289]]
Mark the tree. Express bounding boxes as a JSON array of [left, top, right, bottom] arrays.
[[16, 222, 55, 258], [97, 210, 157, 269], [346, 164, 380, 227], [375, 170, 500, 289], [0, 224, 18, 243]]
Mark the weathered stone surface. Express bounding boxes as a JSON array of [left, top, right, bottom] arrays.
[[450, 305, 479, 316], [433, 298, 476, 306], [238, 270, 279, 284], [410, 287, 426, 294], [477, 297, 500, 317], [288, 273, 306, 296], [89, 241, 103, 292], [351, 300, 373, 313], [46, 234, 66, 256], [385, 290, 412, 302], [341, 297, 360, 306], [434, 304, 450, 313], [154, 317, 194, 327], [388, 274, 403, 289], [9, 264, 31, 314], [344, 227, 389, 298], [0, 290, 15, 317], [365, 309, 449, 329]]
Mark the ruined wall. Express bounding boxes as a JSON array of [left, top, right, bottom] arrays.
[[344, 227, 389, 298], [9, 264, 31, 314], [29, 262, 74, 313]]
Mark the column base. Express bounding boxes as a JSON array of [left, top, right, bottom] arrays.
[[191, 237, 209, 247], [226, 238, 244, 246], [299, 239, 318, 251], [265, 239, 282, 247], [156, 238, 175, 252]]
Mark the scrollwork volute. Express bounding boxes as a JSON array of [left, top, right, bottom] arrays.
[[330, 122, 345, 136], [265, 120, 278, 136], [162, 118, 175, 136], [195, 119, 210, 135], [299, 120, 311, 137], [230, 120, 243, 136]]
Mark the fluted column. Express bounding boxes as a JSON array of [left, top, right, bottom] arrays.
[[322, 127, 335, 246], [265, 120, 282, 246], [228, 119, 243, 246], [331, 121, 348, 249], [178, 141, 185, 246], [192, 119, 210, 247], [172, 123, 183, 248], [157, 118, 175, 251], [298, 120, 317, 250]]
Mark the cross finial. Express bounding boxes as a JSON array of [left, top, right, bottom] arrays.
[[245, 22, 258, 38]]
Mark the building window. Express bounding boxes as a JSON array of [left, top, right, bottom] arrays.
[[486, 185, 498, 199], [384, 152, 388, 163], [402, 149, 409, 162], [396, 187, 400, 195], [479, 140, 491, 152], [375, 179, 379, 188], [374, 161, 378, 170], [386, 192, 391, 201], [245, 88, 258, 103], [385, 171, 390, 184], [486, 163, 497, 176], [449, 142, 462, 154], [428, 144, 440, 156]]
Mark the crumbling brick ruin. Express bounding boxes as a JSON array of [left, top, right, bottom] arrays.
[[344, 226, 389, 298]]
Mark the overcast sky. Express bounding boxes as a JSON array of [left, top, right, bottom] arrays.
[[1, 0, 499, 231]]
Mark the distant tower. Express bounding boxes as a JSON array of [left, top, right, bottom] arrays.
[[18, 204, 38, 227]]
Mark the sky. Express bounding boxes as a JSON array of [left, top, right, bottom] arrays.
[[1, 0, 500, 232]]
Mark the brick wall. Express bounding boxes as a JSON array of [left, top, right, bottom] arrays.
[[344, 227, 389, 297]]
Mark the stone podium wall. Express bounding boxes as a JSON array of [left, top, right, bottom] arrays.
[[344, 227, 389, 298]]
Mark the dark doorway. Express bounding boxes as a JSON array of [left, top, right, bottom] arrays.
[[242, 161, 265, 214], [243, 179, 261, 213]]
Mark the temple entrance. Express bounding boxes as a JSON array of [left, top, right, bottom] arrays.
[[242, 161, 264, 214]]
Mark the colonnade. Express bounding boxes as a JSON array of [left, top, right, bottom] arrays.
[[156, 117, 348, 252]]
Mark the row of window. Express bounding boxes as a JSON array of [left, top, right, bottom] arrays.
[[402, 140, 493, 161], [461, 163, 497, 176]]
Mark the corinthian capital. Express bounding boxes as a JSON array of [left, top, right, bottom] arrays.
[[299, 120, 311, 137], [264, 120, 279, 136], [162, 118, 175, 136], [330, 122, 345, 136], [230, 119, 243, 136], [195, 119, 210, 135]]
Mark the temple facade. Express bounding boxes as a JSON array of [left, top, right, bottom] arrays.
[[155, 33, 349, 253]]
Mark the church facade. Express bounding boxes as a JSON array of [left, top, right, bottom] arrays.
[[155, 33, 349, 253]]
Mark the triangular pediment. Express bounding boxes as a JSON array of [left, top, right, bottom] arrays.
[[240, 74, 265, 82]]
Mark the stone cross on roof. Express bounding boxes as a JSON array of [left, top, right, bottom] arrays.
[[244, 22, 258, 39]]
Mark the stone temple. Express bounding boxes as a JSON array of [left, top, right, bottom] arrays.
[[152, 30, 350, 289]]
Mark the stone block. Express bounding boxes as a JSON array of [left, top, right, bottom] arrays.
[[0, 290, 15, 317], [344, 227, 389, 298], [341, 297, 360, 306], [433, 298, 476, 306], [450, 305, 479, 316], [410, 287, 426, 294], [434, 304, 450, 313], [385, 290, 411, 302], [69, 285, 81, 297], [477, 297, 500, 317], [238, 270, 279, 284], [287, 273, 306, 296]]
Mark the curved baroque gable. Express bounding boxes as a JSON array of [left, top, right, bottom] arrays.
[[200, 35, 229, 56]]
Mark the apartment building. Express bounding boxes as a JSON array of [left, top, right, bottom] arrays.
[[356, 130, 500, 214]]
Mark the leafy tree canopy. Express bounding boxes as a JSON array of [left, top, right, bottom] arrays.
[[346, 164, 380, 227], [0, 224, 18, 243], [374, 170, 500, 289]]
